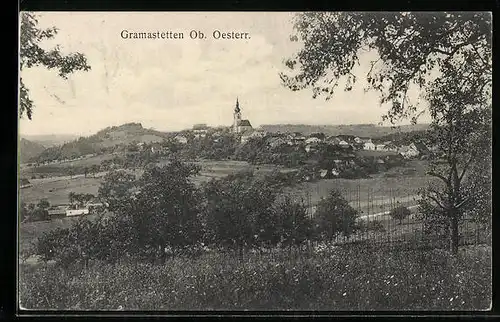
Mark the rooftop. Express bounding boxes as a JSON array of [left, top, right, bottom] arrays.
[[238, 119, 252, 127]]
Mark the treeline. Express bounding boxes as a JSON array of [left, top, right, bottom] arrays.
[[20, 199, 51, 223], [35, 161, 372, 267], [376, 130, 432, 146], [260, 124, 430, 137]]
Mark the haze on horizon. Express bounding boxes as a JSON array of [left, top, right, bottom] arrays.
[[19, 12, 431, 137]]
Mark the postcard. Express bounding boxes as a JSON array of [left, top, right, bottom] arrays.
[[18, 11, 492, 312]]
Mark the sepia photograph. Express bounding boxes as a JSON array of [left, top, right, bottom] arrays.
[[18, 11, 492, 311]]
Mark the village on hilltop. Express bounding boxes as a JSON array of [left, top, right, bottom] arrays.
[[167, 98, 434, 160], [20, 98, 436, 221]]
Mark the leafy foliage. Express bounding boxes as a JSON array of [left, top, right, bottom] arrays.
[[20, 13, 91, 120], [314, 190, 358, 240], [20, 200, 50, 223], [203, 171, 278, 254], [272, 196, 312, 248], [281, 12, 492, 254], [281, 12, 491, 124], [389, 206, 411, 224], [98, 170, 136, 213]]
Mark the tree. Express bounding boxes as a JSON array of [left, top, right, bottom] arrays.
[[203, 171, 278, 258], [314, 189, 358, 241], [20, 202, 29, 222], [128, 161, 203, 261], [389, 205, 411, 225], [272, 196, 312, 252], [98, 170, 137, 213], [37, 198, 50, 210], [281, 12, 491, 123], [281, 12, 492, 254], [418, 101, 491, 253], [20, 12, 91, 120]]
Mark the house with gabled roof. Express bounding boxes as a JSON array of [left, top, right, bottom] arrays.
[[355, 137, 372, 144]]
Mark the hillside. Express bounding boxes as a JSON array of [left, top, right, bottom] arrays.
[[21, 134, 81, 147], [18, 138, 46, 164], [259, 124, 430, 138], [31, 123, 170, 163]]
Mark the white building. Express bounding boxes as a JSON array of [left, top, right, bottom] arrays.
[[193, 124, 209, 138], [66, 208, 90, 217], [363, 141, 376, 150], [339, 140, 351, 148], [398, 145, 420, 159], [174, 135, 188, 144], [305, 137, 322, 144]]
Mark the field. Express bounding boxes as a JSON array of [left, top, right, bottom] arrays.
[[283, 160, 437, 215], [19, 159, 290, 205], [19, 244, 491, 310], [20, 176, 103, 205], [19, 215, 99, 255], [19, 154, 116, 177], [19, 159, 439, 257]]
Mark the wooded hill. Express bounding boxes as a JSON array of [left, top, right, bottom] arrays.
[[18, 138, 46, 164], [29, 123, 170, 163]]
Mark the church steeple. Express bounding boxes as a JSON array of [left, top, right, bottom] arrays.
[[233, 97, 242, 133], [235, 97, 241, 113]]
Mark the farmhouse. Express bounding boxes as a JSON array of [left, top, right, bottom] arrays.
[[193, 124, 209, 138], [338, 140, 351, 148], [355, 137, 372, 144], [48, 205, 68, 218], [382, 142, 399, 152], [66, 208, 90, 217], [398, 145, 419, 159], [174, 135, 188, 144], [305, 137, 322, 145]]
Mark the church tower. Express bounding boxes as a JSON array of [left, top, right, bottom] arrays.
[[233, 97, 242, 133]]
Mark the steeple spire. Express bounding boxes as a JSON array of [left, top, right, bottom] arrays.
[[235, 97, 240, 113]]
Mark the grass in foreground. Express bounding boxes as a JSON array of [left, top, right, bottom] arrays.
[[19, 244, 491, 311]]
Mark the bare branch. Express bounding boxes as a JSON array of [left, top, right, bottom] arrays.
[[427, 194, 447, 211], [427, 171, 450, 186]]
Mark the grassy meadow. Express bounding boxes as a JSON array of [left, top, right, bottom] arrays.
[[19, 244, 491, 311]]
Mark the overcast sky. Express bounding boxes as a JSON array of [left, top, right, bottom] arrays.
[[19, 12, 431, 136]]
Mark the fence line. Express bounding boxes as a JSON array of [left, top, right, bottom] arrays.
[[286, 186, 490, 249]]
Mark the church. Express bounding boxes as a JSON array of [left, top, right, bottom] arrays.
[[232, 98, 253, 134]]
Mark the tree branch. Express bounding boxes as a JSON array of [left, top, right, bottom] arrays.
[[427, 171, 450, 186], [427, 194, 447, 211], [458, 155, 475, 183]]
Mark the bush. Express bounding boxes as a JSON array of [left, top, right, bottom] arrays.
[[357, 219, 385, 233], [390, 206, 411, 224], [314, 190, 358, 240]]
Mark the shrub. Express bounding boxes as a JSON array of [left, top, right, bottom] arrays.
[[357, 219, 385, 233], [390, 206, 411, 225], [314, 190, 358, 240]]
